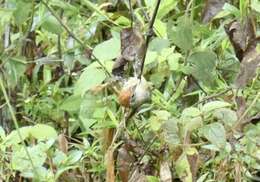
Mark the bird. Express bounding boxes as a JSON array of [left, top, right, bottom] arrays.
[[118, 77, 151, 108]]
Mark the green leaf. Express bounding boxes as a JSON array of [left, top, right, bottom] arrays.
[[251, 0, 260, 13], [60, 95, 82, 112], [149, 38, 170, 53], [175, 153, 192, 182], [74, 65, 106, 96], [4, 127, 31, 147], [187, 51, 217, 87], [202, 101, 231, 113], [4, 57, 26, 88], [43, 65, 52, 84], [169, 18, 193, 51], [41, 15, 63, 34], [30, 124, 57, 140], [146, 176, 160, 182], [79, 94, 107, 131], [13, 1, 32, 25], [149, 116, 162, 131], [11, 145, 47, 174], [162, 118, 180, 145], [93, 37, 120, 61], [53, 150, 67, 166], [153, 110, 171, 121], [213, 108, 238, 127], [51, 0, 79, 15], [202, 123, 226, 149], [66, 150, 83, 165], [181, 107, 201, 118], [0, 126, 5, 139], [167, 53, 182, 71], [157, 0, 178, 19]]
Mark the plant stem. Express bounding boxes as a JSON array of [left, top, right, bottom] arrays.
[[41, 0, 112, 77], [0, 77, 38, 177], [138, 0, 162, 79]]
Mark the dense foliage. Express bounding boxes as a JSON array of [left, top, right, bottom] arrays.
[[0, 0, 260, 181]]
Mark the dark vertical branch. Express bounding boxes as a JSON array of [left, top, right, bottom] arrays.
[[138, 0, 161, 79], [4, 1, 10, 49], [128, 0, 134, 27]]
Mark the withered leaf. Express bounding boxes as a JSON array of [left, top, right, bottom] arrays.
[[160, 161, 172, 182], [22, 31, 37, 78], [58, 133, 68, 154], [117, 146, 135, 182], [225, 17, 260, 87], [202, 0, 226, 23], [112, 26, 145, 78], [112, 56, 128, 77], [129, 167, 147, 182], [225, 17, 256, 61], [235, 49, 260, 88], [121, 26, 145, 62], [105, 148, 115, 182], [187, 149, 199, 182], [22, 31, 37, 60], [248, 113, 260, 125]]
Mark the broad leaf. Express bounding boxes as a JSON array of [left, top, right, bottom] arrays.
[[30, 124, 57, 140], [60, 95, 82, 112], [187, 51, 217, 87], [213, 108, 238, 127], [74, 65, 106, 96], [13, 1, 32, 25], [169, 18, 193, 51], [41, 15, 63, 34], [201, 0, 226, 23], [175, 153, 192, 182], [93, 37, 120, 61], [201, 123, 226, 149], [202, 101, 231, 113]]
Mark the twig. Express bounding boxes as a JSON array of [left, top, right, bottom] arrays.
[[231, 92, 260, 132], [41, 0, 112, 77], [128, 0, 134, 27], [108, 110, 133, 151], [138, 0, 162, 79], [192, 87, 232, 106], [128, 135, 157, 179], [41, 0, 85, 48], [0, 77, 38, 177]]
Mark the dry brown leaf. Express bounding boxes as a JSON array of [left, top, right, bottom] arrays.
[[105, 148, 115, 182], [235, 96, 246, 119], [187, 150, 199, 182], [159, 161, 172, 182], [201, 0, 226, 23], [235, 50, 260, 88], [22, 31, 37, 78], [112, 56, 128, 77], [129, 168, 147, 182], [58, 133, 68, 154], [117, 146, 135, 182], [102, 128, 114, 151], [235, 162, 242, 182], [121, 26, 145, 62], [112, 26, 145, 78], [225, 17, 260, 87]]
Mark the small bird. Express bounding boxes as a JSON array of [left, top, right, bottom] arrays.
[[118, 77, 151, 108]]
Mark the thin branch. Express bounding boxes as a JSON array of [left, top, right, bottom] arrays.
[[192, 87, 232, 106], [41, 0, 112, 77], [138, 0, 162, 79], [231, 92, 260, 131], [128, 0, 134, 27], [0, 77, 38, 177], [41, 0, 86, 48]]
